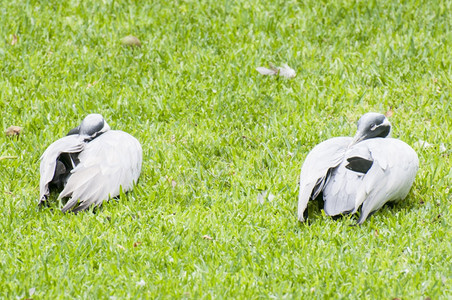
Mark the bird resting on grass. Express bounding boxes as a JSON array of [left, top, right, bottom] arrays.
[[39, 114, 142, 213], [298, 112, 419, 224]]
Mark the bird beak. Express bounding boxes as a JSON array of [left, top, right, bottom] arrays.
[[102, 122, 111, 133], [351, 132, 366, 146], [381, 117, 391, 128]]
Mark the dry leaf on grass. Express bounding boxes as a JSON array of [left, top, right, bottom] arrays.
[[256, 66, 278, 76], [278, 64, 296, 78], [256, 64, 296, 78], [121, 35, 141, 48], [385, 109, 394, 118], [117, 244, 126, 250], [202, 235, 213, 240], [133, 241, 142, 247], [11, 34, 18, 45], [5, 126, 22, 136]]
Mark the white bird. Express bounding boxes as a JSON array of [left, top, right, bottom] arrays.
[[39, 114, 142, 213], [298, 113, 419, 224]]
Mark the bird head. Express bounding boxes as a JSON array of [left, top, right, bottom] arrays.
[[69, 114, 110, 139], [352, 113, 391, 145]]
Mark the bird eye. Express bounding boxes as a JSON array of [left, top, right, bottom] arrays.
[[370, 123, 377, 131]]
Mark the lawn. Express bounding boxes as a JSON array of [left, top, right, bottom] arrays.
[[1, 0, 451, 298]]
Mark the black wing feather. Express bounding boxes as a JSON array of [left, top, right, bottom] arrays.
[[346, 156, 373, 174]]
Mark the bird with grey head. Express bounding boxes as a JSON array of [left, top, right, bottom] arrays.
[[39, 114, 142, 213], [298, 112, 419, 224]]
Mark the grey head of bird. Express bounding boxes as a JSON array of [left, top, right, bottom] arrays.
[[351, 112, 391, 145], [66, 114, 110, 139]]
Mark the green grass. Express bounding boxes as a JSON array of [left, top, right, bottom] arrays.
[[1, 0, 451, 298]]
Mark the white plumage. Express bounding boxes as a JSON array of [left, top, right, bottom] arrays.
[[39, 114, 142, 213], [298, 113, 419, 224]]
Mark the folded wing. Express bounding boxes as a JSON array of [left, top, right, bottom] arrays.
[[39, 135, 85, 202], [353, 138, 419, 224], [298, 137, 352, 221], [60, 130, 143, 212], [322, 143, 374, 216]]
